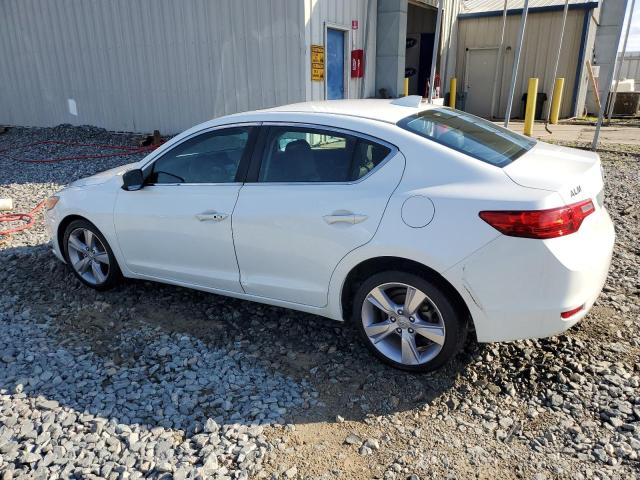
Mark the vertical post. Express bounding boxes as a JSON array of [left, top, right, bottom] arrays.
[[428, 0, 443, 103], [549, 78, 565, 124], [545, 0, 569, 124], [593, 0, 634, 150], [504, 0, 529, 128], [449, 78, 457, 108], [442, 0, 456, 93], [490, 0, 508, 119], [606, 0, 635, 123], [524, 78, 538, 136], [403, 78, 409, 97]]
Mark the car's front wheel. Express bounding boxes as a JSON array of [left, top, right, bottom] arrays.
[[62, 219, 121, 290], [353, 271, 466, 372]]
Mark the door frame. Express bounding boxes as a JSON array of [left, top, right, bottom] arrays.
[[464, 47, 500, 117], [324, 22, 350, 100]]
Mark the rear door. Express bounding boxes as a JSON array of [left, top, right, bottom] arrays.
[[232, 124, 404, 307]]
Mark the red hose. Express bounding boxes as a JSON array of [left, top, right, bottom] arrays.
[[0, 140, 162, 237], [0, 140, 159, 164], [0, 200, 46, 237]]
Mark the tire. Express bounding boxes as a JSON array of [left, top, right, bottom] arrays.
[[352, 271, 466, 372], [62, 219, 122, 290]]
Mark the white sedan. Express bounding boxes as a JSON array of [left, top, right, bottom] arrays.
[[44, 98, 615, 372]]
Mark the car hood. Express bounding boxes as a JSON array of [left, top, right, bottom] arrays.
[[67, 162, 139, 188]]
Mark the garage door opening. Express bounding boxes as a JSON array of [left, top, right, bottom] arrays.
[[405, 2, 439, 97]]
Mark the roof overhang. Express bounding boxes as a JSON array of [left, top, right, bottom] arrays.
[[458, 1, 599, 19]]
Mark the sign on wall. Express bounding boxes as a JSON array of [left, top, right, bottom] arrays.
[[311, 45, 325, 81]]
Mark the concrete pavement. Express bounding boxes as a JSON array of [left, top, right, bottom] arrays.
[[503, 121, 640, 145]]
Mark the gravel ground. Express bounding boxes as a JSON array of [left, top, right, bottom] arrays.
[[0, 125, 638, 479]]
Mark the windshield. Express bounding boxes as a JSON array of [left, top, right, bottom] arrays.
[[397, 108, 536, 167]]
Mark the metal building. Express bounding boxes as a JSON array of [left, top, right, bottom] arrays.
[[0, 0, 306, 133], [618, 52, 640, 85], [0, 0, 628, 132], [0, 0, 459, 133], [456, 0, 600, 119]]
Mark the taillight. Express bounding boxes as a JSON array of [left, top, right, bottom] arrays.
[[561, 305, 584, 319], [479, 199, 595, 239]]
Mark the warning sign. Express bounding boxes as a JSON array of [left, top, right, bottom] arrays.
[[311, 45, 324, 81]]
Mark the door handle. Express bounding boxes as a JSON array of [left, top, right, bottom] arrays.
[[323, 212, 368, 225], [196, 211, 228, 222]]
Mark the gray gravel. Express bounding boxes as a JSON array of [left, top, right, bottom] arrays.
[[0, 125, 638, 479], [1, 125, 316, 479]]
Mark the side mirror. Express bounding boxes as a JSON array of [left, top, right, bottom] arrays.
[[122, 169, 144, 191]]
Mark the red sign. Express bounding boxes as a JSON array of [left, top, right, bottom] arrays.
[[352, 20, 358, 30], [351, 49, 364, 78]]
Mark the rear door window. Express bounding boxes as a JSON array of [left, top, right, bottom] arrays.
[[398, 108, 535, 166], [258, 126, 391, 183]]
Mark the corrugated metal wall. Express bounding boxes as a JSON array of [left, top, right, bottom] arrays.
[[304, 0, 377, 101], [456, 9, 587, 119], [619, 52, 640, 85], [0, 0, 305, 133]]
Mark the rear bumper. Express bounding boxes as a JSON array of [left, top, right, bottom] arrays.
[[445, 207, 615, 342]]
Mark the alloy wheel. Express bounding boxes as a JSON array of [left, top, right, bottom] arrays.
[[361, 282, 446, 366], [67, 228, 110, 285]]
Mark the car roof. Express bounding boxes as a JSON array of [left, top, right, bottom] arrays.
[[252, 98, 441, 124]]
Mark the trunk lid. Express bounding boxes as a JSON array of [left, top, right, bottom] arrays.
[[503, 141, 604, 205]]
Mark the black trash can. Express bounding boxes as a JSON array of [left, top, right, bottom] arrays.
[[444, 91, 467, 110], [521, 92, 548, 120]]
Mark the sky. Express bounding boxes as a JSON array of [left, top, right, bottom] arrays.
[[622, 0, 640, 52]]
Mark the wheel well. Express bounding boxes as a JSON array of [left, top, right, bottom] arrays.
[[340, 256, 472, 326], [56, 214, 89, 256]]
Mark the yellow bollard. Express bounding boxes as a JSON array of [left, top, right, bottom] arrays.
[[449, 78, 457, 108], [549, 77, 565, 125], [523, 77, 538, 137], [403, 78, 409, 97]]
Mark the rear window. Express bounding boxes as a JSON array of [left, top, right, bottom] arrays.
[[397, 108, 535, 167]]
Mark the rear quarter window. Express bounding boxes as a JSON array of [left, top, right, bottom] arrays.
[[397, 108, 535, 167]]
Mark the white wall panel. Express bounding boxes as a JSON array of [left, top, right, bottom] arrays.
[[0, 0, 305, 133], [619, 52, 640, 85]]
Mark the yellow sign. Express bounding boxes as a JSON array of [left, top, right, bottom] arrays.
[[311, 45, 324, 81]]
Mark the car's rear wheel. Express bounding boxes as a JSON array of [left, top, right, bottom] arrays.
[[62, 219, 121, 290], [353, 271, 466, 372]]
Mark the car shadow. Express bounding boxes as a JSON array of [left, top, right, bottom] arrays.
[[0, 243, 481, 435]]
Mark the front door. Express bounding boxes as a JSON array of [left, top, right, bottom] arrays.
[[233, 124, 404, 307], [113, 126, 256, 293], [327, 28, 345, 100], [465, 48, 499, 118]]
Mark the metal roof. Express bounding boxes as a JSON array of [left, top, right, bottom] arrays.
[[460, 0, 597, 15]]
